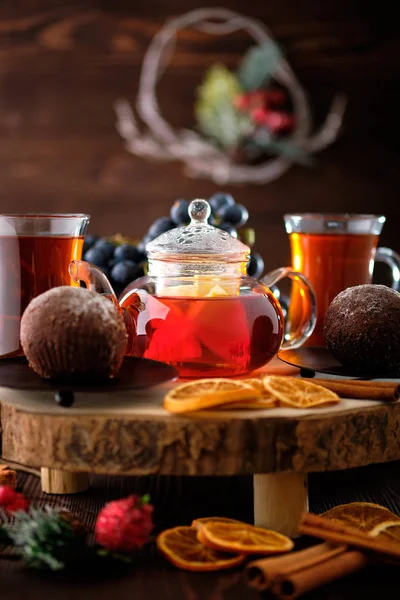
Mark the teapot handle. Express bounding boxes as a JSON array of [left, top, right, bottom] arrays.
[[261, 267, 317, 350], [69, 260, 144, 357]]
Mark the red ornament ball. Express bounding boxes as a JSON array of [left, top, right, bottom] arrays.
[[95, 494, 154, 553]]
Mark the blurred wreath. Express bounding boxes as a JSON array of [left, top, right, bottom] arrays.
[[195, 44, 307, 166], [115, 8, 347, 185]]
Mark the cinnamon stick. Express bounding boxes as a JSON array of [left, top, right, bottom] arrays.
[[312, 379, 400, 401], [316, 378, 399, 388], [247, 513, 400, 599], [271, 548, 367, 600], [246, 542, 347, 591], [300, 513, 400, 560]]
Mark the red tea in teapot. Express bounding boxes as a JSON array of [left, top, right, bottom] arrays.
[[122, 291, 284, 378], [0, 234, 84, 358]]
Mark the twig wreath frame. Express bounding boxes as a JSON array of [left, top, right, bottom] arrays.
[[114, 8, 347, 185]]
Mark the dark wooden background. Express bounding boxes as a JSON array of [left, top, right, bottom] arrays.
[[0, 0, 399, 272]]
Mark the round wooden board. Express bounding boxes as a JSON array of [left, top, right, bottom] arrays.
[[1, 368, 400, 477]]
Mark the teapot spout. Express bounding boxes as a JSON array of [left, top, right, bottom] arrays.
[[69, 260, 118, 303]]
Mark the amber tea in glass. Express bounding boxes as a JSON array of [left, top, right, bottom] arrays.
[[0, 214, 89, 358], [284, 214, 400, 347]]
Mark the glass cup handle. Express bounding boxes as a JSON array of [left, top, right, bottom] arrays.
[[374, 247, 400, 292], [261, 267, 317, 350]]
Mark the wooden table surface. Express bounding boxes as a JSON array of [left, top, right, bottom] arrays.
[[2, 462, 400, 599]]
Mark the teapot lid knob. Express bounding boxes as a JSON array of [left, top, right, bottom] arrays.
[[189, 199, 211, 225], [145, 197, 250, 262]]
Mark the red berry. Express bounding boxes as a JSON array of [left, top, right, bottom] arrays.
[[95, 494, 154, 553], [264, 89, 286, 106], [264, 111, 295, 132], [251, 107, 270, 125], [0, 486, 17, 507], [0, 486, 29, 513], [234, 91, 267, 112], [248, 91, 266, 107]]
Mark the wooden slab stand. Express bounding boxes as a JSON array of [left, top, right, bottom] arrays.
[[1, 383, 400, 537]]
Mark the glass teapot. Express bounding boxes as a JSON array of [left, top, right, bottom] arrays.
[[70, 200, 316, 378]]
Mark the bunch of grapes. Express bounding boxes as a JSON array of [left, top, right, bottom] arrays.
[[82, 193, 265, 297]]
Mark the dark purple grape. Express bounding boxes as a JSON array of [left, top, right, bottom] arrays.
[[219, 203, 249, 228], [270, 285, 281, 302], [247, 252, 264, 278], [208, 192, 235, 215], [111, 260, 144, 286], [278, 295, 289, 318], [208, 213, 218, 227], [93, 239, 116, 260], [114, 244, 143, 263], [83, 234, 98, 255], [84, 246, 109, 267], [218, 222, 238, 238], [270, 286, 289, 318], [99, 265, 111, 280], [134, 247, 147, 263], [148, 217, 175, 239], [137, 234, 152, 254], [170, 199, 190, 225]]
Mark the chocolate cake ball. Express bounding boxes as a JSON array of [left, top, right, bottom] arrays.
[[323, 284, 400, 374], [20, 287, 127, 380]]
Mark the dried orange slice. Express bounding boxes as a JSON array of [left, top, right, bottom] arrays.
[[218, 398, 277, 410], [262, 376, 340, 408], [156, 526, 245, 571], [189, 379, 277, 411], [198, 521, 294, 556], [369, 521, 400, 545], [192, 516, 245, 529], [164, 379, 261, 414], [217, 379, 277, 409], [244, 378, 278, 399], [322, 502, 400, 532]]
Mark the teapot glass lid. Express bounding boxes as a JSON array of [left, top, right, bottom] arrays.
[[146, 199, 250, 262]]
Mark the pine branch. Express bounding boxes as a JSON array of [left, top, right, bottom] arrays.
[[0, 525, 12, 548], [243, 129, 313, 166], [4, 507, 87, 571]]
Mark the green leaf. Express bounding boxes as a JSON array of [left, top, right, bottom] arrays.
[[238, 43, 282, 91], [195, 65, 251, 150], [96, 548, 133, 564], [266, 140, 313, 166], [245, 129, 313, 166]]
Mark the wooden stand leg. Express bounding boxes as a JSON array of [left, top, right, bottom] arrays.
[[41, 468, 89, 495], [253, 472, 308, 538]]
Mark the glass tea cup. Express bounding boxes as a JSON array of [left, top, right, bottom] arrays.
[[284, 213, 400, 347], [0, 214, 89, 358]]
